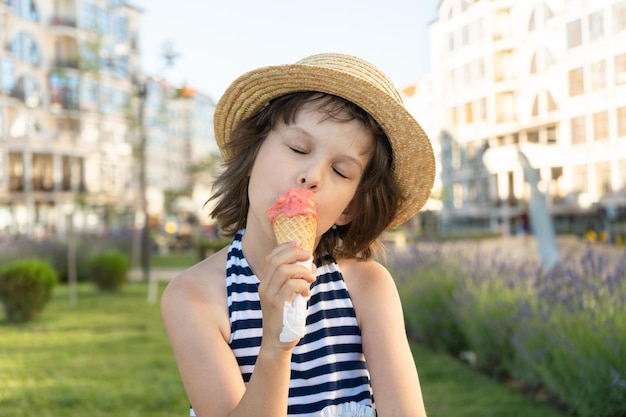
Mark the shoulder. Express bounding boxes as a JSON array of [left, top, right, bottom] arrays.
[[338, 257, 394, 293], [161, 246, 230, 340], [337, 257, 400, 326]]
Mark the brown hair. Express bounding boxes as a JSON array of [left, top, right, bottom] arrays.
[[208, 92, 403, 260]]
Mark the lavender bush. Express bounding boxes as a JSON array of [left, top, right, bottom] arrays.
[[389, 239, 626, 417], [387, 242, 468, 356], [512, 246, 626, 417]]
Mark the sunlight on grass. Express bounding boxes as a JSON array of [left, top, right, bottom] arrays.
[[411, 343, 568, 417], [0, 283, 189, 417], [0, 281, 569, 417]]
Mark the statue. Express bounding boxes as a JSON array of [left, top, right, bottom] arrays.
[[517, 150, 561, 270]]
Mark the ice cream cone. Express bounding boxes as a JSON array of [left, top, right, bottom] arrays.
[[267, 188, 318, 342], [271, 213, 317, 253]]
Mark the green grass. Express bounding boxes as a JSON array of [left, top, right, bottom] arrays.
[[0, 283, 188, 417], [412, 343, 568, 417], [150, 252, 198, 268], [0, 283, 569, 417]]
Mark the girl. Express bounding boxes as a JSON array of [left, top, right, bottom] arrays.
[[161, 53, 435, 417]]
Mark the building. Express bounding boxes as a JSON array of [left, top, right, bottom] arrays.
[[430, 0, 626, 238], [0, 0, 217, 239], [0, 0, 141, 236]]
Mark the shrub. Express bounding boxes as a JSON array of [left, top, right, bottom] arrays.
[[0, 234, 134, 283], [390, 239, 626, 417], [0, 258, 58, 323], [89, 251, 130, 291], [197, 238, 230, 260], [389, 243, 468, 356], [512, 248, 626, 417]]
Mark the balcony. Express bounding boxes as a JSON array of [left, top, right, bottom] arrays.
[[49, 16, 77, 28]]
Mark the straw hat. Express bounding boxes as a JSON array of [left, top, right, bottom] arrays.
[[214, 53, 435, 229]]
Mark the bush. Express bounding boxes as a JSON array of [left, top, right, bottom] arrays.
[[89, 251, 130, 291], [390, 240, 626, 417], [197, 238, 230, 260], [0, 258, 58, 323], [512, 250, 626, 417], [0, 234, 134, 283], [389, 243, 468, 356]]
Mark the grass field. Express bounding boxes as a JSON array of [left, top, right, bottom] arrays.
[[0, 282, 569, 417]]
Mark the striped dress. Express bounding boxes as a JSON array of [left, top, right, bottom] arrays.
[[190, 229, 374, 417]]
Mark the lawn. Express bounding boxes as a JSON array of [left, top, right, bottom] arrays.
[[0, 282, 569, 417]]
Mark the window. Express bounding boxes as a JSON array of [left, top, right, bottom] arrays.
[[7, 32, 41, 66], [1, 59, 14, 93], [97, 6, 111, 35], [462, 24, 470, 46], [590, 60, 606, 91], [588, 11, 605, 40], [571, 115, 586, 144], [544, 3, 554, 20], [448, 32, 456, 52], [595, 161, 612, 195], [493, 9, 511, 41], [114, 16, 128, 41], [453, 183, 464, 208], [617, 106, 626, 137], [572, 164, 588, 194], [568, 67, 584, 96], [527, 131, 539, 143], [48, 73, 79, 110], [479, 97, 487, 121], [531, 95, 539, 117], [616, 53, 626, 84], [6, 0, 39, 21], [545, 47, 556, 67], [465, 101, 474, 123], [567, 19, 582, 48], [9, 152, 24, 192], [494, 50, 513, 82], [551, 166, 564, 198], [530, 51, 538, 74], [613, 1, 626, 33], [32, 154, 53, 191], [10, 113, 40, 138], [547, 126, 557, 144], [450, 106, 458, 126], [546, 91, 557, 112], [79, 2, 96, 30], [12, 75, 40, 107], [452, 143, 461, 169], [593, 111, 609, 141], [495, 92, 515, 123], [528, 9, 536, 31]]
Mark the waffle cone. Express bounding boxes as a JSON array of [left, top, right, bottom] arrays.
[[272, 213, 317, 253]]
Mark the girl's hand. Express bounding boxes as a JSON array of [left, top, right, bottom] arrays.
[[258, 242, 316, 351]]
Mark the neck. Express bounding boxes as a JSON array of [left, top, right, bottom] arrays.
[[240, 226, 274, 281]]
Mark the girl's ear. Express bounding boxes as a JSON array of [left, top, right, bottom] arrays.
[[335, 209, 353, 226]]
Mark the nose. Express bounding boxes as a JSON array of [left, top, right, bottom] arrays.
[[297, 164, 321, 190]]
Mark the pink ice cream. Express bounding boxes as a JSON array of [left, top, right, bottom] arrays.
[[268, 188, 318, 225]]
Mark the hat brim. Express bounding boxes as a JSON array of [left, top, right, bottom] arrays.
[[214, 63, 435, 229]]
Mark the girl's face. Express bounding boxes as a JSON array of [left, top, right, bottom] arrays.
[[247, 102, 375, 242]]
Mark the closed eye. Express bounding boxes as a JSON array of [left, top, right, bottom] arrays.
[[333, 167, 348, 179], [289, 146, 307, 155]]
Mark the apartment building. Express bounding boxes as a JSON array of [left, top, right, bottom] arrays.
[[0, 1, 216, 238], [430, 0, 626, 237], [0, 0, 141, 236]]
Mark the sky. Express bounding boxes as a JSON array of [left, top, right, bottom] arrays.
[[134, 0, 441, 101]]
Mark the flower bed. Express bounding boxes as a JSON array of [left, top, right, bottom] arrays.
[[388, 238, 626, 417]]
